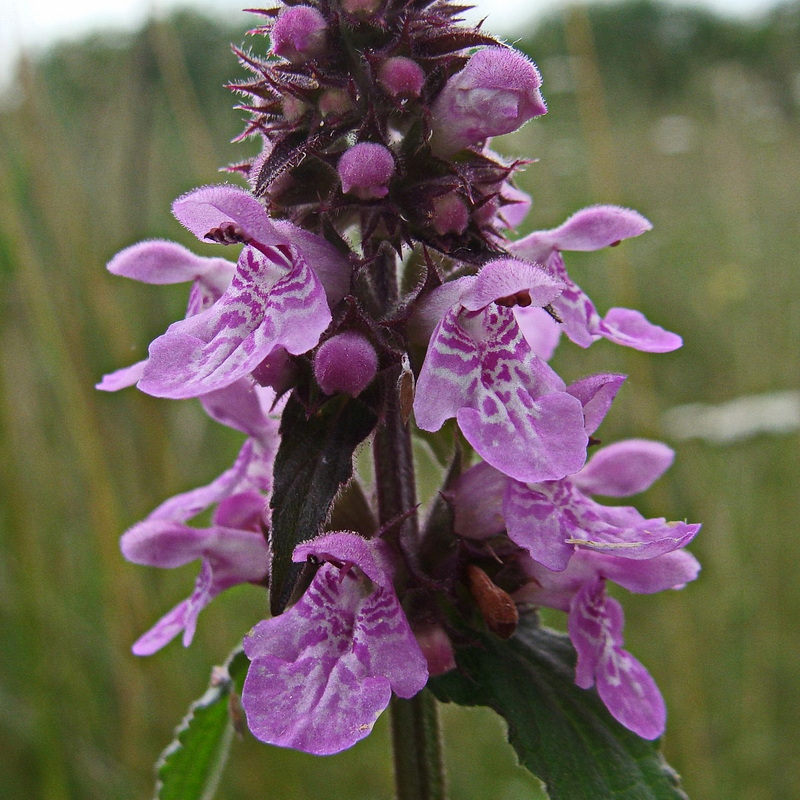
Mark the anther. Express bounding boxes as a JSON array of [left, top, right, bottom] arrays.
[[495, 289, 532, 308], [204, 222, 249, 245]]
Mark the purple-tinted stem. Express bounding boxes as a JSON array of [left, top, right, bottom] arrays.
[[373, 382, 420, 561], [370, 256, 446, 797]]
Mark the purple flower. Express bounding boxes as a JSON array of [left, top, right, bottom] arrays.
[[242, 532, 428, 754], [96, 241, 235, 391], [430, 47, 546, 156], [430, 192, 470, 236], [413, 259, 589, 483], [515, 548, 700, 739], [453, 429, 701, 740], [123, 492, 270, 656], [454, 438, 700, 572], [510, 206, 682, 352], [120, 380, 279, 654], [100, 185, 349, 399]]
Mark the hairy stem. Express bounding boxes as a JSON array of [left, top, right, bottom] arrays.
[[389, 690, 447, 800], [372, 371, 447, 800]]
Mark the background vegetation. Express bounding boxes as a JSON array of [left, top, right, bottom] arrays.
[[1, 1, 798, 797]]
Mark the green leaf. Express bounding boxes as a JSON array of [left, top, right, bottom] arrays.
[[269, 392, 378, 615], [429, 614, 688, 800], [154, 647, 249, 800]]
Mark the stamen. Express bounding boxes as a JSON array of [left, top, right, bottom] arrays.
[[495, 289, 532, 308], [204, 222, 249, 245]]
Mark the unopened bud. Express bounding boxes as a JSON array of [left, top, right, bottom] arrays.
[[378, 57, 425, 100], [282, 95, 308, 123], [342, 0, 382, 16], [271, 5, 328, 64], [413, 624, 456, 677], [337, 142, 395, 200], [431, 193, 470, 236], [252, 347, 297, 396], [430, 47, 546, 156], [314, 332, 378, 396], [319, 87, 354, 117]]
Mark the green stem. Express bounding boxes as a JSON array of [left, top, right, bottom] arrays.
[[389, 691, 447, 800]]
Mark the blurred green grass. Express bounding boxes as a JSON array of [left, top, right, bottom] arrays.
[[0, 3, 798, 798]]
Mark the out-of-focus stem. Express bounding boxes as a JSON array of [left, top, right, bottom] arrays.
[[389, 690, 447, 800]]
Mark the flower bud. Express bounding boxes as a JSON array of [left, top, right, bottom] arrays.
[[271, 6, 328, 64], [431, 193, 469, 236], [314, 332, 378, 396], [282, 95, 308, 123], [337, 142, 395, 200], [342, 0, 382, 16], [430, 47, 546, 156], [378, 57, 425, 100], [319, 87, 354, 117], [252, 347, 297, 396], [413, 624, 456, 677]]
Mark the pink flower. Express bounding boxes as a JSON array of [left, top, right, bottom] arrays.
[[430, 47, 546, 156], [242, 533, 428, 754], [413, 259, 588, 483], [511, 206, 682, 352], [99, 185, 349, 399]]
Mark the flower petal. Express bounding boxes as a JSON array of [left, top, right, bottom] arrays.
[[514, 306, 561, 361], [413, 308, 482, 432], [199, 379, 279, 442], [593, 549, 701, 594], [599, 308, 683, 353], [107, 239, 235, 286], [512, 205, 652, 262], [96, 360, 147, 392], [458, 390, 587, 485], [416, 305, 587, 482], [460, 258, 563, 312], [566, 373, 626, 436], [242, 561, 427, 754], [272, 220, 350, 303], [293, 531, 391, 588], [452, 462, 508, 539], [574, 439, 674, 497], [138, 245, 330, 399], [503, 479, 574, 571], [131, 599, 193, 656], [145, 439, 269, 523], [566, 519, 700, 560], [173, 184, 282, 245], [121, 517, 269, 580], [547, 205, 652, 252], [569, 583, 665, 739]]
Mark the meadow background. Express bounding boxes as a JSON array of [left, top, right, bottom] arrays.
[[1, 1, 798, 797]]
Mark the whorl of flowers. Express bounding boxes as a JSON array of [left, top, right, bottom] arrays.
[[100, 0, 699, 760]]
